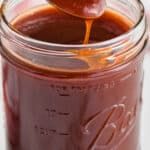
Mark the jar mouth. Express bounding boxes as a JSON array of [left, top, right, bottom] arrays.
[[0, 0, 146, 51]]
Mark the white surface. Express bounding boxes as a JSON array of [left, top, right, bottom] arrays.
[[0, 64, 6, 150], [142, 52, 150, 150]]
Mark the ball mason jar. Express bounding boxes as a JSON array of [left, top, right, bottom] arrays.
[[0, 0, 148, 150]]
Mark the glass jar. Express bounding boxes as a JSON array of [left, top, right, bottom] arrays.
[[0, 0, 148, 150]]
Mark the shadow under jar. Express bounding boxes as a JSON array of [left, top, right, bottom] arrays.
[[0, 0, 148, 150]]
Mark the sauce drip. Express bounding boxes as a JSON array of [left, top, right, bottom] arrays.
[[83, 20, 93, 44]]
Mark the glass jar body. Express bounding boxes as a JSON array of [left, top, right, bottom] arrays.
[[1, 51, 145, 150], [0, 0, 148, 150]]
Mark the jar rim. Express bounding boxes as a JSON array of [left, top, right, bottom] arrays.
[[0, 0, 146, 51]]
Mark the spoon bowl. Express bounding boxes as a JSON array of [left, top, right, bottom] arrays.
[[47, 0, 106, 19]]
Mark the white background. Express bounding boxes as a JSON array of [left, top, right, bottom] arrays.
[[0, 0, 150, 150]]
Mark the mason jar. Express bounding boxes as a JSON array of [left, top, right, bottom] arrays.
[[0, 0, 148, 150]]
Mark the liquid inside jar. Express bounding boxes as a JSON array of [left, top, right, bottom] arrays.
[[12, 6, 131, 44], [2, 4, 144, 150]]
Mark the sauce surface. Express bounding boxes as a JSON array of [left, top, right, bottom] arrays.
[[12, 6, 131, 45]]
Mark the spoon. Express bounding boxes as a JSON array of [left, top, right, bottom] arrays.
[[47, 0, 106, 19]]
